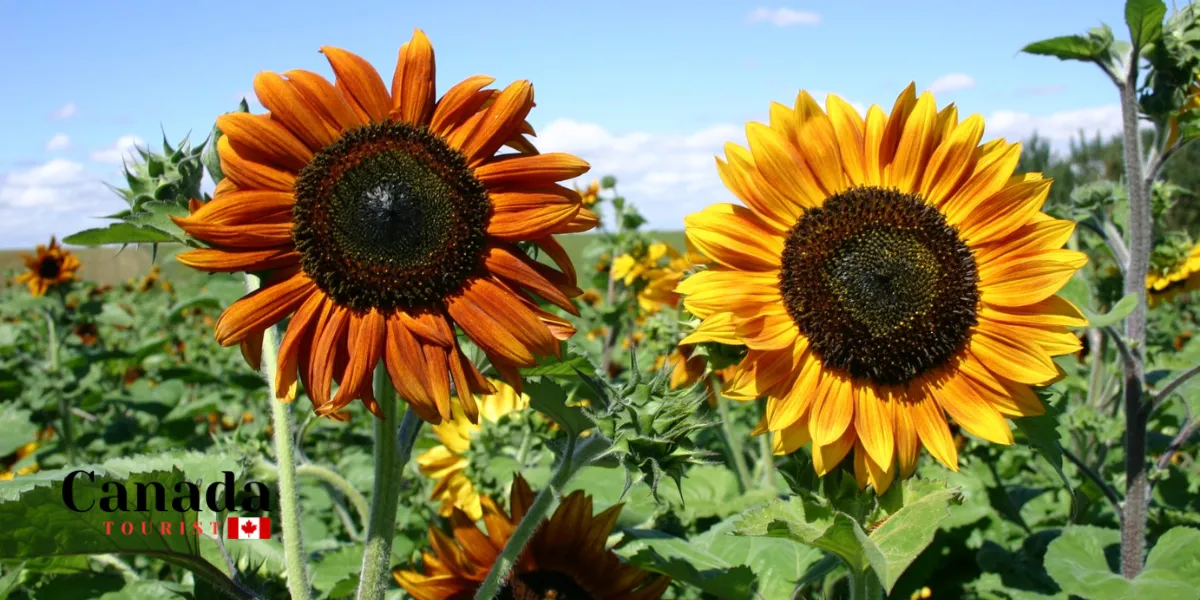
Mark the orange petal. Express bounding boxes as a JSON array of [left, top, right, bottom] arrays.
[[276, 292, 326, 400], [474, 153, 590, 187], [183, 190, 293, 226], [456, 80, 535, 166], [217, 112, 312, 172], [430, 76, 496, 137], [684, 204, 783, 272], [284, 69, 365, 132], [906, 391, 958, 470], [216, 135, 296, 192], [384, 315, 442, 423], [320, 46, 392, 123], [214, 274, 315, 346], [253, 71, 340, 149], [391, 29, 437, 126], [175, 247, 300, 273]]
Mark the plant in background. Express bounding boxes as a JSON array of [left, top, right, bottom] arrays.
[[13, 237, 80, 298]]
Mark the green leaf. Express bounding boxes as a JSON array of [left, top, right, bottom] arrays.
[[0, 406, 38, 457], [1022, 35, 1109, 61], [734, 481, 959, 594], [0, 468, 242, 598], [125, 201, 189, 241], [1126, 0, 1167, 50], [1014, 404, 1076, 497], [95, 303, 135, 328], [62, 223, 176, 246], [621, 514, 823, 600], [524, 378, 595, 437], [311, 545, 364, 593], [865, 480, 960, 592], [0, 562, 23, 600], [1045, 526, 1200, 600], [518, 344, 594, 378], [1081, 293, 1137, 327]]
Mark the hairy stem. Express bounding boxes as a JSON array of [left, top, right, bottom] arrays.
[[43, 310, 76, 464], [1117, 50, 1151, 579], [847, 567, 883, 600], [357, 364, 422, 600]]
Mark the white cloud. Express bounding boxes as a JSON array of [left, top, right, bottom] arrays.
[[90, 135, 146, 165], [928, 73, 975, 94], [44, 134, 71, 152], [0, 159, 126, 248], [50, 102, 77, 120], [746, 7, 821, 27], [985, 104, 1122, 146]]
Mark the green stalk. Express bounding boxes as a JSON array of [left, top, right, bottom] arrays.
[[356, 363, 422, 600], [295, 463, 370, 535], [473, 435, 606, 600], [246, 274, 312, 600], [43, 309, 75, 463], [712, 375, 752, 493], [847, 568, 883, 600]]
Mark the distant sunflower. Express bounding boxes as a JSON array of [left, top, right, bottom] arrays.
[[15, 237, 80, 297], [576, 178, 601, 207], [393, 474, 670, 600], [680, 84, 1088, 493], [173, 30, 596, 423], [0, 428, 53, 481], [416, 378, 528, 520], [1147, 241, 1200, 306], [653, 344, 730, 406], [1166, 77, 1200, 150]]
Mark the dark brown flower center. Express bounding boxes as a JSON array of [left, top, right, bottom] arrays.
[[38, 257, 62, 279], [778, 186, 979, 385], [498, 570, 594, 600], [292, 121, 491, 312]]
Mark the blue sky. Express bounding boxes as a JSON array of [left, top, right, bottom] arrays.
[[0, 0, 1130, 248]]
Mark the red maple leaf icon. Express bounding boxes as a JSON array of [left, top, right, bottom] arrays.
[[241, 520, 257, 536]]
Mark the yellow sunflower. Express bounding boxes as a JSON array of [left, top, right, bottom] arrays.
[[1147, 241, 1200, 306], [393, 475, 670, 600], [576, 178, 601, 207], [0, 428, 54, 481], [416, 378, 528, 520], [15, 237, 80, 297], [172, 30, 596, 424], [679, 83, 1088, 493]]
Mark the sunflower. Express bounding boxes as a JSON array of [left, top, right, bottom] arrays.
[[576, 178, 601, 207], [172, 30, 596, 423], [15, 237, 80, 297], [416, 378, 528, 520], [0, 428, 54, 481], [652, 343, 730, 407], [679, 84, 1088, 493], [393, 474, 670, 600], [1147, 241, 1200, 306]]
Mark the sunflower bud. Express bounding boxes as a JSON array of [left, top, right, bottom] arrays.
[[113, 134, 205, 214], [584, 358, 717, 502]]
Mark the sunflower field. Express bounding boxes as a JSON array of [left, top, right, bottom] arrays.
[[3, 2, 1200, 599]]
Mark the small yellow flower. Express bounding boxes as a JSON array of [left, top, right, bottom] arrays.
[[576, 178, 601, 207], [1147, 241, 1200, 306], [910, 586, 932, 600], [416, 379, 528, 520], [579, 288, 603, 306]]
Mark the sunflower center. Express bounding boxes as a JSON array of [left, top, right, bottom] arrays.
[[778, 186, 979, 385], [499, 570, 594, 600], [292, 121, 491, 312], [38, 258, 61, 279]]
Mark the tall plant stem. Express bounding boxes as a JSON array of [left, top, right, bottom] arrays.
[[43, 310, 75, 463], [357, 363, 422, 600], [244, 274, 313, 600], [712, 375, 752, 493], [1117, 49, 1151, 579]]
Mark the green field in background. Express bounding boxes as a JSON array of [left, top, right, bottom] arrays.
[[0, 231, 688, 286]]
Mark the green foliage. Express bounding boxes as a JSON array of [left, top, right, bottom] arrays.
[[1044, 526, 1200, 599]]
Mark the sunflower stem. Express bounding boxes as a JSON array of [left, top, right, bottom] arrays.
[[473, 434, 606, 600], [1114, 41, 1152, 580], [294, 463, 370, 537], [713, 375, 752, 493], [42, 309, 76, 464], [357, 363, 422, 600], [846, 567, 883, 600], [243, 273, 313, 600]]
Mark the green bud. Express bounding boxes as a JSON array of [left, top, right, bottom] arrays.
[[600, 175, 617, 189]]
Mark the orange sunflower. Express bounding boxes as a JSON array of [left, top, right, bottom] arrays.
[[393, 475, 669, 600], [679, 84, 1088, 493], [15, 237, 80, 297], [173, 30, 597, 423]]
